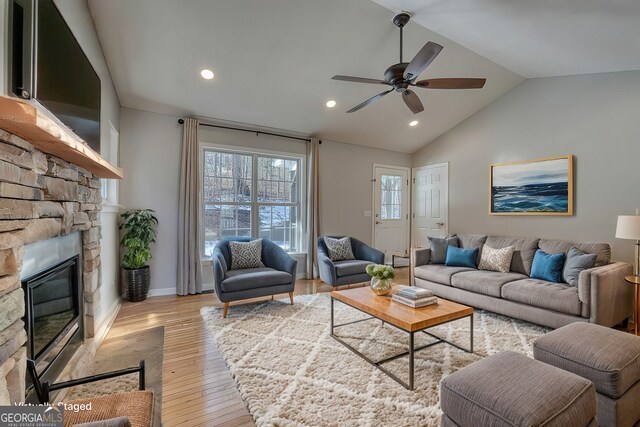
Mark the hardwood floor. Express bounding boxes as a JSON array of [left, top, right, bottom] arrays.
[[104, 268, 410, 427]]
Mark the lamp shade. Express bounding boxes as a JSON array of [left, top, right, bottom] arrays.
[[615, 215, 640, 240]]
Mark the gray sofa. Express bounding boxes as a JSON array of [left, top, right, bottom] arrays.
[[317, 236, 385, 286], [411, 234, 633, 329], [213, 237, 297, 317]]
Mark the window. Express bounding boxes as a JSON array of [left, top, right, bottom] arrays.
[[380, 174, 402, 220], [101, 122, 119, 205], [202, 148, 302, 256]]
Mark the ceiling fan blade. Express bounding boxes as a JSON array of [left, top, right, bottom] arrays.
[[402, 89, 424, 114], [332, 75, 391, 86], [346, 89, 394, 113], [403, 41, 443, 81], [415, 78, 486, 89]]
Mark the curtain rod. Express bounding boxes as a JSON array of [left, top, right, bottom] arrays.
[[178, 118, 316, 143]]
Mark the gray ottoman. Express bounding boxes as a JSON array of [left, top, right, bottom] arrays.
[[440, 351, 597, 427], [533, 322, 640, 427]]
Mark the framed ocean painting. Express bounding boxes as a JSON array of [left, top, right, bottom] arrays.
[[489, 155, 574, 215]]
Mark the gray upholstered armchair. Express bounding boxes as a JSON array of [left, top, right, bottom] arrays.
[[213, 237, 297, 317], [317, 236, 385, 286]]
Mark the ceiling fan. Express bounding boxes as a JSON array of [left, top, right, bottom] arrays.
[[332, 12, 487, 114]]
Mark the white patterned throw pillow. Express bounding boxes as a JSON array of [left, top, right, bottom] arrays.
[[324, 237, 355, 262], [229, 239, 265, 270], [478, 245, 515, 273]]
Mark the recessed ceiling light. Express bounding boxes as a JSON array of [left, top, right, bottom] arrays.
[[409, 120, 419, 127], [326, 100, 336, 108], [200, 69, 214, 80]]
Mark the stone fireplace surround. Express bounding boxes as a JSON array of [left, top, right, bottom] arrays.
[[0, 128, 102, 404]]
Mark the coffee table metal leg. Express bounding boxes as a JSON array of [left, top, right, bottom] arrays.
[[330, 297, 334, 335], [470, 312, 474, 353], [409, 332, 415, 390]]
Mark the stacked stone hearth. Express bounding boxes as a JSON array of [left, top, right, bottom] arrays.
[[0, 129, 102, 404]]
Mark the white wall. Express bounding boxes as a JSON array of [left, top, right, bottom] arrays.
[[1, 0, 122, 329], [120, 107, 412, 293], [412, 70, 640, 264], [119, 108, 182, 294], [319, 140, 412, 244]]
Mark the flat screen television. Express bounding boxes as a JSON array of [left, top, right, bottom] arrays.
[[9, 0, 101, 152]]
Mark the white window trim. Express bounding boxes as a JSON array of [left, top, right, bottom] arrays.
[[199, 142, 307, 259], [101, 121, 120, 206]]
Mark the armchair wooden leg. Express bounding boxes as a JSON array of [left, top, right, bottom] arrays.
[[223, 302, 229, 318], [289, 292, 294, 305]]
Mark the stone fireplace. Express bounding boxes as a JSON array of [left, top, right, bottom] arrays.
[[0, 129, 102, 404]]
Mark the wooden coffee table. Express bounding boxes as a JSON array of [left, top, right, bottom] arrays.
[[330, 286, 474, 390]]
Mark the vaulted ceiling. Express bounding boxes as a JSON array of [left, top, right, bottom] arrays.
[[372, 0, 640, 78], [87, 0, 639, 153]]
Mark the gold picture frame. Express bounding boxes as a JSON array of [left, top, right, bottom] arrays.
[[489, 155, 574, 216]]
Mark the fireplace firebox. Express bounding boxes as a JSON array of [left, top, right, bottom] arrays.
[[22, 255, 83, 393]]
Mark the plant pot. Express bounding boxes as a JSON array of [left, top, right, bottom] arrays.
[[122, 266, 150, 302], [370, 277, 392, 296]]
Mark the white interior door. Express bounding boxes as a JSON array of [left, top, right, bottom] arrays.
[[412, 163, 449, 247], [373, 166, 409, 263]]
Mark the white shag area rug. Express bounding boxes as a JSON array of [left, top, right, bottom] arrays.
[[200, 294, 550, 427]]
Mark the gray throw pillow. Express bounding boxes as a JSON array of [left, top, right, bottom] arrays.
[[428, 236, 459, 264], [563, 247, 597, 286], [325, 237, 355, 262], [229, 239, 265, 270]]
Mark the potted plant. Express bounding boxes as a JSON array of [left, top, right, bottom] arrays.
[[366, 263, 395, 296], [120, 209, 158, 302]]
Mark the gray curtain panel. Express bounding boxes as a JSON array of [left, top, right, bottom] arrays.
[[306, 138, 321, 279], [177, 117, 204, 295]]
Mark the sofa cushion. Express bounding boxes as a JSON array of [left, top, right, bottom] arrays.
[[428, 236, 459, 264], [334, 260, 373, 277], [451, 270, 528, 297], [485, 236, 540, 275], [563, 247, 597, 286], [222, 267, 292, 292], [533, 323, 640, 399], [478, 245, 515, 273], [440, 351, 596, 427], [458, 234, 487, 265], [414, 264, 474, 285], [530, 249, 566, 283], [538, 239, 611, 267], [445, 246, 478, 268], [501, 279, 582, 316]]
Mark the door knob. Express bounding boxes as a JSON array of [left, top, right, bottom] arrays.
[[375, 221, 382, 225], [436, 222, 445, 226]]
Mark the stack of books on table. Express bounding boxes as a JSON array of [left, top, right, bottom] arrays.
[[391, 287, 437, 308]]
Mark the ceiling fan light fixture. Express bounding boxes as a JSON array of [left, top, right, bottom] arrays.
[[330, 12, 486, 115], [200, 69, 215, 80], [409, 120, 419, 127], [326, 100, 336, 108]]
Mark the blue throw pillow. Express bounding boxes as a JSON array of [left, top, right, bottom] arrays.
[[530, 249, 566, 283], [445, 246, 479, 268]]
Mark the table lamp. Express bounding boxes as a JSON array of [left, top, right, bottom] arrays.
[[616, 213, 640, 275]]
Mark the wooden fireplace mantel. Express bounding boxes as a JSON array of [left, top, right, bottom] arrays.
[[0, 96, 123, 179]]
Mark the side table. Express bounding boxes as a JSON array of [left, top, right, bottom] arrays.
[[625, 275, 640, 335]]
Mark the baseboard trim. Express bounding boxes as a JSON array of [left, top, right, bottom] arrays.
[[94, 297, 121, 345], [148, 287, 177, 297]]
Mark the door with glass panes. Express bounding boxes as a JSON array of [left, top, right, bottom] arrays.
[[373, 166, 409, 263]]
